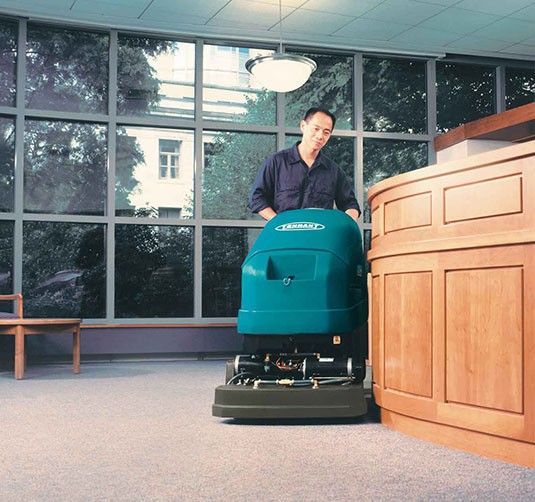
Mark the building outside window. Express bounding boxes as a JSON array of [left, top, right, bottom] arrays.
[[159, 139, 181, 180]]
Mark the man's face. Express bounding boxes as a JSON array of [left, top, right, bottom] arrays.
[[300, 112, 333, 153]]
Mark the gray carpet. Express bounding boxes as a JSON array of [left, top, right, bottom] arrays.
[[0, 360, 533, 501]]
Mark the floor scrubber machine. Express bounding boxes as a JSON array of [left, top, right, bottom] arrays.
[[212, 208, 368, 419]]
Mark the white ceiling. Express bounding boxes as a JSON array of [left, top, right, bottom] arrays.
[[0, 0, 534, 61]]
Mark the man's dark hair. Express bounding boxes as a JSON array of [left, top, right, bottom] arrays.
[[303, 107, 336, 130]]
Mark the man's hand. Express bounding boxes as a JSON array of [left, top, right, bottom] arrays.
[[259, 207, 277, 221], [345, 208, 360, 224]]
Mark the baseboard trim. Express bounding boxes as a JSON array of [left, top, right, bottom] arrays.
[[381, 409, 534, 468]]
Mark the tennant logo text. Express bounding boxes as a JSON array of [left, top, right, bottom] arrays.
[[275, 222, 325, 231]]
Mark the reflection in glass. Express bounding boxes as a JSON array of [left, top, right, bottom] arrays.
[[115, 224, 194, 318], [506, 67, 535, 110], [363, 139, 428, 223], [203, 132, 276, 219], [364, 57, 426, 134], [286, 52, 353, 130], [0, 220, 14, 294], [202, 227, 260, 317], [285, 134, 355, 183], [0, 20, 17, 107], [436, 62, 495, 133], [203, 44, 276, 124], [0, 117, 15, 212], [24, 120, 107, 215], [22, 222, 105, 318], [116, 127, 194, 218], [26, 25, 108, 113], [118, 36, 194, 119]]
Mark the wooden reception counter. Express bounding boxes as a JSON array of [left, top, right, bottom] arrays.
[[367, 138, 535, 467]]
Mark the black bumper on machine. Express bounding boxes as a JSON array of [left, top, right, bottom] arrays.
[[212, 383, 367, 419]]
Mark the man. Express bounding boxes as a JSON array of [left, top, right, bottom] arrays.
[[248, 107, 360, 223]]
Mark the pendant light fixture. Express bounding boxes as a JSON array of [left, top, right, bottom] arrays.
[[245, 0, 317, 93]]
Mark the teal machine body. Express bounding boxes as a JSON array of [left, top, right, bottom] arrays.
[[238, 208, 367, 337], [213, 209, 369, 419]]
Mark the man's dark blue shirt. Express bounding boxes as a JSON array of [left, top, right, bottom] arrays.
[[249, 143, 360, 215]]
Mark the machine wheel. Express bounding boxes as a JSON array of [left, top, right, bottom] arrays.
[[225, 359, 236, 384]]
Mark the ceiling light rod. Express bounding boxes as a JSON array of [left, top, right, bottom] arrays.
[[278, 0, 283, 53], [245, 0, 317, 93]]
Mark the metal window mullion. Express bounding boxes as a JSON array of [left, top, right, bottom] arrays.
[[202, 121, 278, 134], [194, 38, 204, 320], [23, 108, 109, 123], [21, 213, 109, 223], [116, 114, 195, 129], [114, 216, 196, 226], [362, 131, 432, 141], [13, 19, 27, 295], [355, 53, 364, 222], [0, 105, 16, 115], [107, 29, 118, 322], [427, 59, 437, 165], [202, 219, 264, 228], [355, 53, 363, 132], [496, 65, 506, 113], [277, 89, 285, 150]]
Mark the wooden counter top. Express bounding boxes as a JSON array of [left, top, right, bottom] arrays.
[[434, 102, 535, 152]]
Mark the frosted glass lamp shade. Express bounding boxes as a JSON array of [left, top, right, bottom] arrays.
[[245, 53, 317, 93]]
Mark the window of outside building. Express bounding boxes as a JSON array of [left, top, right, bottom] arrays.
[[158, 207, 182, 219], [159, 139, 181, 180]]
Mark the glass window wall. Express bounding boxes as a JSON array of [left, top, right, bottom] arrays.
[[363, 57, 427, 134], [202, 131, 276, 220], [363, 139, 428, 223], [0, 16, 530, 321], [24, 119, 107, 215], [22, 222, 106, 318], [0, 220, 14, 294], [115, 224, 194, 318], [202, 227, 260, 317], [0, 116, 15, 213], [116, 126, 194, 218], [436, 62, 496, 132], [117, 36, 194, 119], [505, 67, 535, 110], [0, 20, 17, 107], [203, 44, 276, 124], [286, 52, 354, 130], [26, 25, 109, 113]]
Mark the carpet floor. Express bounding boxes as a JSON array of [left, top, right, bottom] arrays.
[[0, 360, 533, 501]]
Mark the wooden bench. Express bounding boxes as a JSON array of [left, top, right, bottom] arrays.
[[0, 294, 81, 380]]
